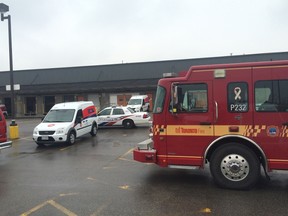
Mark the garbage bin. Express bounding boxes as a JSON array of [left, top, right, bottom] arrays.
[[9, 120, 19, 139]]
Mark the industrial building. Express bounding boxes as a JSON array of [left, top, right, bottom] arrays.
[[0, 51, 288, 118]]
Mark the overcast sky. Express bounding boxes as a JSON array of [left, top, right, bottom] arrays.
[[0, 0, 287, 71]]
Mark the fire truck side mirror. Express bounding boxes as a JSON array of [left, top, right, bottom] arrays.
[[171, 84, 179, 114]]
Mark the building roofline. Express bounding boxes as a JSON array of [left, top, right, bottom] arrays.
[[1, 51, 287, 73]]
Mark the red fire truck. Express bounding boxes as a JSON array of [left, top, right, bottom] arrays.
[[134, 60, 288, 190]]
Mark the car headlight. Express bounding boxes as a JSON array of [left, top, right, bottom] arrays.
[[56, 128, 65, 134], [33, 128, 39, 135]]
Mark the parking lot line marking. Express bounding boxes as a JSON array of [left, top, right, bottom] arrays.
[[60, 146, 72, 151], [59, 192, 79, 197], [102, 166, 116, 169], [87, 177, 97, 181], [20, 199, 78, 216], [200, 208, 212, 213], [10, 136, 32, 142], [90, 202, 110, 216], [20, 201, 47, 216], [118, 157, 135, 162], [119, 148, 134, 158], [47, 200, 78, 216], [19, 136, 32, 141], [118, 148, 142, 163], [118, 185, 130, 190]]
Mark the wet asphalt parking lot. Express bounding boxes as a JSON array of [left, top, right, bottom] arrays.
[[0, 118, 288, 216]]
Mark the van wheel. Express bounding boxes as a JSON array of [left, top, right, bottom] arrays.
[[210, 143, 260, 190], [67, 131, 76, 145], [90, 124, 97, 137], [123, 119, 134, 129]]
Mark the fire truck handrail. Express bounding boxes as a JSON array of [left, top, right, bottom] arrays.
[[214, 101, 218, 123], [204, 135, 268, 170]]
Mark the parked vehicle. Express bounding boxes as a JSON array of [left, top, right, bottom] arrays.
[[127, 95, 150, 112], [134, 60, 288, 190], [0, 104, 8, 118], [33, 101, 98, 146], [0, 109, 12, 150], [97, 106, 151, 129]]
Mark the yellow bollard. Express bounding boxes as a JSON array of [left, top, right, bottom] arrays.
[[9, 120, 19, 139]]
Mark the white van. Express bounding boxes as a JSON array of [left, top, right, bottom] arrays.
[[127, 95, 150, 112], [33, 101, 98, 146]]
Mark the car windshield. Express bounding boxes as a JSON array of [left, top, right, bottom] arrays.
[[128, 99, 142, 105], [126, 107, 136, 113], [43, 109, 75, 122]]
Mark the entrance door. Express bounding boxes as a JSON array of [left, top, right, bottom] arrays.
[[25, 97, 36, 115], [4, 98, 11, 117], [117, 95, 131, 106], [44, 96, 55, 114]]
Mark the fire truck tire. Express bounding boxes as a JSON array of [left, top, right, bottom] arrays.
[[67, 131, 76, 145], [123, 119, 135, 129], [210, 143, 260, 190]]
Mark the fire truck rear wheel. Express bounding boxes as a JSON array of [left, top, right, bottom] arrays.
[[210, 143, 260, 190]]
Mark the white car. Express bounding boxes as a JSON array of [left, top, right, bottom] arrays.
[[97, 106, 151, 129]]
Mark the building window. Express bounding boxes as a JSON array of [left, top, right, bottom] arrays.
[[63, 95, 75, 102], [77, 96, 86, 101]]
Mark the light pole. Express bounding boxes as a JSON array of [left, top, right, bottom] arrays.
[[0, 3, 15, 118]]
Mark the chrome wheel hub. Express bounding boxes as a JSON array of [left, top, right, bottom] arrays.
[[220, 154, 249, 181]]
